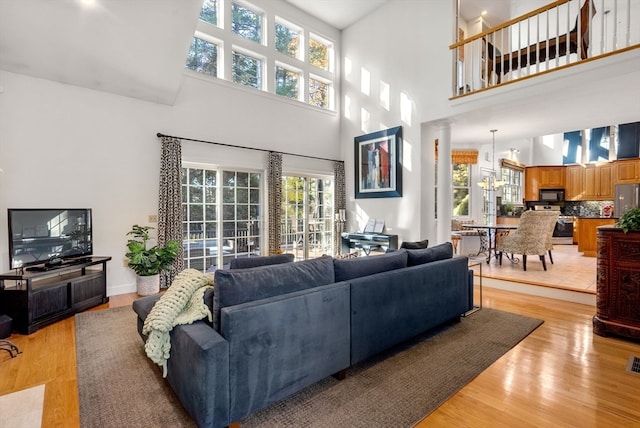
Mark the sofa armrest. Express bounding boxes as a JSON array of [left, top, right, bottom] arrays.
[[166, 321, 230, 428]]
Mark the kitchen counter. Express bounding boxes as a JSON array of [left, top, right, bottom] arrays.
[[575, 217, 617, 256]]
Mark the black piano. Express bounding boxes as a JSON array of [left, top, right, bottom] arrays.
[[340, 232, 398, 255]]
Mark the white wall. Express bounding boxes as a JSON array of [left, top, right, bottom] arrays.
[[0, 70, 340, 295], [340, 0, 454, 244]]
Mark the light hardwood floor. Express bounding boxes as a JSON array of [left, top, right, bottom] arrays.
[[1, 271, 639, 427], [474, 243, 597, 294]]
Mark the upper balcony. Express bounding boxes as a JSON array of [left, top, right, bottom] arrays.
[[451, 0, 640, 98]]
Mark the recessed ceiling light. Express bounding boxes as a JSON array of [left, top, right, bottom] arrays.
[[481, 10, 488, 16], [80, 0, 96, 6]]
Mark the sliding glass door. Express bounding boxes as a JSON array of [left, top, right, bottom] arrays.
[[182, 166, 262, 272], [281, 175, 334, 260]]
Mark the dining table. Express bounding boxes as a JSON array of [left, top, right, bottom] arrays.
[[460, 224, 518, 264]]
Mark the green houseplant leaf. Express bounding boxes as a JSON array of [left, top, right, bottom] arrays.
[[125, 225, 180, 276], [616, 207, 640, 234]]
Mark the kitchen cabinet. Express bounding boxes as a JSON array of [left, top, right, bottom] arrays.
[[576, 217, 616, 257], [539, 166, 565, 188], [525, 166, 566, 201], [496, 216, 520, 226], [615, 158, 640, 184], [584, 163, 613, 200], [565, 164, 584, 201]]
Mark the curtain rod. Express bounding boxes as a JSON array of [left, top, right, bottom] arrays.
[[157, 132, 342, 164]]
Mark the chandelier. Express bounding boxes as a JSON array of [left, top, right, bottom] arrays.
[[477, 129, 506, 190]]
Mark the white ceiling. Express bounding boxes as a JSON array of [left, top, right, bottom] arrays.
[[285, 0, 390, 30], [0, 0, 203, 105], [285, 0, 513, 30]]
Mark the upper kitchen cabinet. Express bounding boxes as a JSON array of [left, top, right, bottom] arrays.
[[584, 163, 614, 200], [565, 164, 585, 201], [539, 166, 565, 188], [615, 158, 640, 184], [524, 166, 565, 201]]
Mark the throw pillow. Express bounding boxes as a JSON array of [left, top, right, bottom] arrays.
[[400, 239, 429, 249], [333, 249, 408, 282], [406, 242, 453, 267]]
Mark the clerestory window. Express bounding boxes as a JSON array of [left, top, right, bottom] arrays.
[[186, 0, 336, 111]]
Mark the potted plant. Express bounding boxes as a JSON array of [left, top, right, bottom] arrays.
[[616, 207, 640, 233], [126, 224, 180, 295], [504, 203, 514, 216]]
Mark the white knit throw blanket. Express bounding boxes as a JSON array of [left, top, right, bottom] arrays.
[[142, 269, 214, 377]]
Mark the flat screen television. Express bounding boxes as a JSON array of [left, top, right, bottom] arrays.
[[8, 208, 93, 269]]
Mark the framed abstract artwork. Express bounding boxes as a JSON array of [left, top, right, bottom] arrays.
[[354, 126, 402, 199]]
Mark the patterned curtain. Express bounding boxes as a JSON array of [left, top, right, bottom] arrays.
[[158, 136, 184, 288], [267, 152, 282, 255], [334, 161, 346, 254]]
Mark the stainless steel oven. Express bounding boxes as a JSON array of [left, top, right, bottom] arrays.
[[533, 205, 573, 244], [553, 216, 574, 245]]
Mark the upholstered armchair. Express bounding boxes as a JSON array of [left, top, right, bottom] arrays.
[[496, 211, 559, 271]]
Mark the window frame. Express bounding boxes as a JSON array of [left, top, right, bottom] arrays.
[[274, 17, 303, 61], [231, 46, 264, 90], [500, 159, 524, 205], [281, 174, 335, 260], [231, 1, 264, 45], [452, 163, 471, 217]]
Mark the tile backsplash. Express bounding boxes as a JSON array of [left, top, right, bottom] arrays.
[[564, 201, 615, 217]]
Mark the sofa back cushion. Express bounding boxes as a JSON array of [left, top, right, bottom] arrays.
[[333, 249, 408, 282], [213, 256, 335, 331], [229, 253, 294, 269], [406, 242, 453, 267]]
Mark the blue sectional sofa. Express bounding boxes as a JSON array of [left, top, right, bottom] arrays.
[[132, 243, 474, 428]]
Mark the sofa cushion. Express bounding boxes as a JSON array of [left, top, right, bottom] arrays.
[[406, 242, 453, 266], [333, 249, 408, 282], [213, 256, 335, 331], [229, 253, 294, 269], [400, 239, 429, 249]]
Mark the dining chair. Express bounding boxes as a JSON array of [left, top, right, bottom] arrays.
[[496, 211, 560, 271]]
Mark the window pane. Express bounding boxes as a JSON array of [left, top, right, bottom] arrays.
[[185, 38, 217, 77], [500, 166, 523, 204], [452, 164, 469, 186], [223, 171, 235, 186], [309, 78, 329, 108], [232, 51, 262, 89], [205, 170, 217, 186], [453, 189, 469, 216], [232, 3, 262, 43], [199, 0, 217, 26], [275, 66, 299, 99], [309, 37, 329, 70], [275, 22, 299, 58]]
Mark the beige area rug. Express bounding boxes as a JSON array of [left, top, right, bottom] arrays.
[[76, 306, 543, 427], [0, 384, 45, 428]]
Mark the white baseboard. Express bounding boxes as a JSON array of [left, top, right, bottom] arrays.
[[107, 283, 136, 297]]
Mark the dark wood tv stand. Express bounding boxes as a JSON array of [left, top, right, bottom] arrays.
[[0, 256, 111, 334]]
